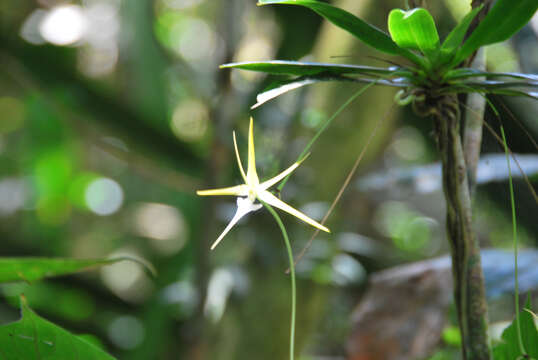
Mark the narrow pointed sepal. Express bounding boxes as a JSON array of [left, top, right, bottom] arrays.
[[259, 153, 310, 191], [258, 191, 330, 233], [210, 197, 262, 250], [246, 117, 259, 185], [196, 184, 248, 197]]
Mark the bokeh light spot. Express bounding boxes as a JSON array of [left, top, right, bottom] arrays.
[[332, 254, 366, 286], [204, 268, 234, 323], [392, 126, 425, 162], [134, 203, 188, 255], [0, 178, 27, 216], [486, 43, 519, 73], [161, 0, 203, 10], [108, 315, 145, 350], [101, 250, 153, 303], [374, 201, 437, 254], [300, 108, 325, 129], [39, 5, 87, 46], [170, 99, 209, 142], [177, 18, 216, 62], [85, 177, 123, 216], [20, 9, 48, 45]]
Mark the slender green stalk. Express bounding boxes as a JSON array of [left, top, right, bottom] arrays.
[[499, 125, 525, 356], [261, 201, 296, 360], [277, 82, 375, 191]]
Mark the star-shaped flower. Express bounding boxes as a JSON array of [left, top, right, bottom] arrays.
[[197, 118, 330, 250]]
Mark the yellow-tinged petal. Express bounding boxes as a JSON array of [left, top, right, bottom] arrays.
[[258, 190, 330, 233], [247, 117, 259, 185], [196, 184, 248, 196], [259, 153, 310, 191], [233, 131, 247, 183]]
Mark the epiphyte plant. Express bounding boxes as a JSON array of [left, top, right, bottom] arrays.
[[220, 0, 538, 359], [197, 117, 329, 249], [222, 0, 537, 110]]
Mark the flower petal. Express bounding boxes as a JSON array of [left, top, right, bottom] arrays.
[[210, 197, 262, 250], [258, 190, 330, 233], [247, 117, 259, 185], [233, 131, 247, 183], [259, 153, 310, 191], [197, 184, 248, 196]]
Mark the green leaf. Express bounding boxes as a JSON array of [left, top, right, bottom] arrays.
[[493, 299, 538, 359], [445, 68, 538, 82], [388, 8, 440, 58], [257, 0, 423, 65], [0, 257, 156, 283], [221, 60, 408, 77], [0, 296, 116, 360], [221, 61, 412, 107], [253, 78, 318, 109], [439, 6, 482, 63], [454, 0, 538, 66], [440, 82, 538, 100], [250, 75, 409, 108]]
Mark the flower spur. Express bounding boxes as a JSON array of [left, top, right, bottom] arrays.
[[197, 118, 330, 250]]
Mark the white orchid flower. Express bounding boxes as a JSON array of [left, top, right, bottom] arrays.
[[197, 117, 330, 250]]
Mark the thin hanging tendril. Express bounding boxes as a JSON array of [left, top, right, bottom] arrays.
[[261, 201, 296, 360], [500, 125, 526, 356], [277, 82, 376, 192]]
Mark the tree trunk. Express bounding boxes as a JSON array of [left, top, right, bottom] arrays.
[[433, 94, 491, 360]]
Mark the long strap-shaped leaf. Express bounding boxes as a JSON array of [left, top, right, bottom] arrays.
[[221, 60, 410, 77], [453, 0, 538, 66], [0, 257, 156, 283], [257, 0, 423, 66], [445, 68, 538, 82], [440, 83, 538, 100], [439, 6, 482, 64], [251, 75, 409, 108]]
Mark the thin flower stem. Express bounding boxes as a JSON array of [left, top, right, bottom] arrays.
[[500, 125, 525, 356], [461, 100, 538, 204], [286, 104, 393, 273], [277, 82, 375, 192], [261, 201, 296, 360]]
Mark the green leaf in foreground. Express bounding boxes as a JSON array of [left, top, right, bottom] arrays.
[[0, 296, 116, 360], [221, 60, 402, 77], [454, 0, 538, 66], [250, 75, 406, 109], [388, 8, 439, 58], [493, 298, 538, 360], [439, 6, 482, 63], [0, 257, 156, 283], [257, 0, 423, 65]]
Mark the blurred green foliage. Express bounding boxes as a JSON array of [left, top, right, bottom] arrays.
[[493, 298, 538, 359], [0, 297, 115, 359], [0, 0, 536, 359]]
